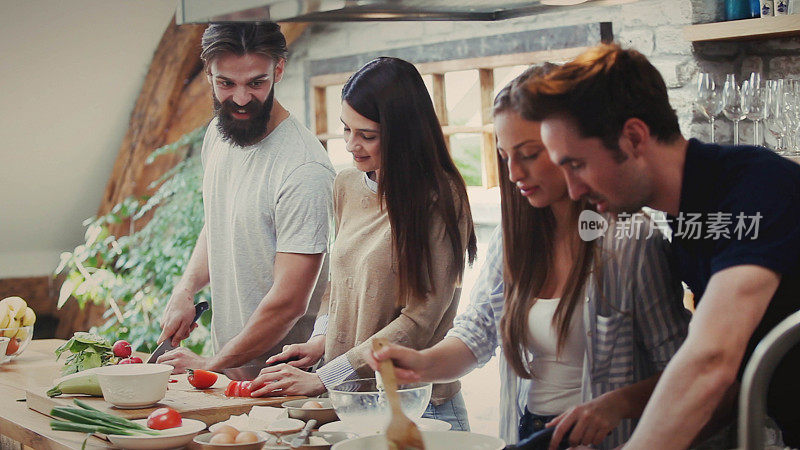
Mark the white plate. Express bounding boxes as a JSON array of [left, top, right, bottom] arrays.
[[106, 418, 206, 449], [318, 417, 451, 435]]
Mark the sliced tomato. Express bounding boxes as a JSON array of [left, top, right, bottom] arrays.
[[146, 407, 182, 430], [187, 369, 218, 389], [238, 381, 252, 397], [224, 380, 238, 397], [223, 380, 252, 397]]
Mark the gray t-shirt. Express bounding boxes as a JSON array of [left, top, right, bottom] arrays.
[[201, 115, 335, 367]]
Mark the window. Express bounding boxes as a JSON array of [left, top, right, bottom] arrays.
[[311, 53, 577, 188]]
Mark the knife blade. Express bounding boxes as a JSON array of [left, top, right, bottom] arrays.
[[146, 301, 209, 363], [222, 355, 304, 381]]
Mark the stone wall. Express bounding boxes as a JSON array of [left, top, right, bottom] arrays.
[[276, 0, 800, 148]]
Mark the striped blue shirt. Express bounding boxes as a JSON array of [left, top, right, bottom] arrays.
[[447, 223, 691, 448]]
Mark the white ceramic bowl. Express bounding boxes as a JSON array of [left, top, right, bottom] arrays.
[[281, 398, 339, 425], [329, 379, 431, 434], [194, 431, 270, 449], [263, 431, 357, 449], [331, 431, 506, 450], [106, 418, 207, 449], [94, 363, 172, 408]]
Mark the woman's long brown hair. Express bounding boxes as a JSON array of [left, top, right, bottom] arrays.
[[496, 65, 596, 379], [342, 57, 477, 306]]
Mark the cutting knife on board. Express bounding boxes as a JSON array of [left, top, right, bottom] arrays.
[[146, 301, 209, 363]]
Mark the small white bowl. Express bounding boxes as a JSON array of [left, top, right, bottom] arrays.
[[106, 418, 207, 450], [281, 398, 339, 425], [94, 363, 172, 408]]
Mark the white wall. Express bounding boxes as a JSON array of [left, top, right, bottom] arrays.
[[0, 0, 178, 277]]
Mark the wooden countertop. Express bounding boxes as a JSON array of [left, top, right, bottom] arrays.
[[0, 339, 301, 449], [0, 339, 122, 449]]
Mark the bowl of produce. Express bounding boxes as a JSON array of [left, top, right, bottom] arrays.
[[328, 379, 431, 435], [281, 398, 339, 425], [331, 431, 505, 450], [0, 296, 37, 362], [194, 425, 270, 449], [94, 363, 172, 408]]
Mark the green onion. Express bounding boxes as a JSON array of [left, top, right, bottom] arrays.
[[48, 400, 163, 437]]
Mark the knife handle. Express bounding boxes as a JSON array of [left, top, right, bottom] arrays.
[[192, 301, 209, 323]]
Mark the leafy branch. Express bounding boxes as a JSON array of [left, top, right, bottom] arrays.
[[55, 126, 211, 355]]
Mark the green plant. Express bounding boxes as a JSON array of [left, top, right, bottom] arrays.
[[55, 126, 211, 355]]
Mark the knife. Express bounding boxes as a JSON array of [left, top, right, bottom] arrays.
[[222, 355, 304, 381], [146, 301, 209, 363]]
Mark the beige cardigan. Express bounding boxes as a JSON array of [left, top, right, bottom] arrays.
[[320, 168, 470, 404]]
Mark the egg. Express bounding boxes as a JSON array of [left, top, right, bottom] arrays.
[[235, 431, 260, 444], [214, 424, 240, 438], [209, 433, 235, 444], [301, 400, 324, 409]]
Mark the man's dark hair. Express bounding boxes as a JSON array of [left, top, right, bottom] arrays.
[[201, 22, 288, 71], [523, 43, 681, 153]]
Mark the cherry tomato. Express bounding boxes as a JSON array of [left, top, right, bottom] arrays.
[[224, 380, 253, 397], [225, 380, 238, 397], [187, 369, 218, 389], [238, 381, 252, 397], [146, 407, 182, 430]]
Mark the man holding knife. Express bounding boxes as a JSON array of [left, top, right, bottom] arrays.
[[155, 22, 335, 377]]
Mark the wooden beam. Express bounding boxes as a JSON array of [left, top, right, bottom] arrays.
[[432, 74, 448, 126], [97, 17, 207, 236], [314, 87, 327, 137], [479, 69, 499, 189], [683, 15, 800, 42]]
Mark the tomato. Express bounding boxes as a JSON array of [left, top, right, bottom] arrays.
[[5, 338, 19, 355], [146, 407, 182, 430], [224, 380, 252, 397], [238, 381, 252, 397], [187, 369, 218, 389], [225, 380, 237, 397]]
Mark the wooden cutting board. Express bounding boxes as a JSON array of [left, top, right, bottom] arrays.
[[27, 373, 303, 425]]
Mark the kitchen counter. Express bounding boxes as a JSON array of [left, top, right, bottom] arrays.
[[0, 339, 127, 449], [0, 339, 299, 449]]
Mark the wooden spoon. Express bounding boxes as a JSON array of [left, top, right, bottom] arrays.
[[372, 338, 425, 450]]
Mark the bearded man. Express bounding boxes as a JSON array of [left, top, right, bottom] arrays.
[[156, 22, 335, 378]]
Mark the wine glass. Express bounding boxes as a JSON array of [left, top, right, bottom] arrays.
[[722, 74, 748, 145], [766, 80, 788, 155], [742, 79, 766, 146], [695, 73, 722, 143], [784, 79, 800, 156]]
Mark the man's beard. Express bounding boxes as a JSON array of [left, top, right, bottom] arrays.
[[213, 88, 274, 147]]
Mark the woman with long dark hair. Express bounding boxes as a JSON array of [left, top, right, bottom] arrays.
[[251, 57, 477, 430], [368, 66, 691, 448]]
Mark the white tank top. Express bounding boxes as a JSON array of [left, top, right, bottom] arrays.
[[526, 298, 585, 416]]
